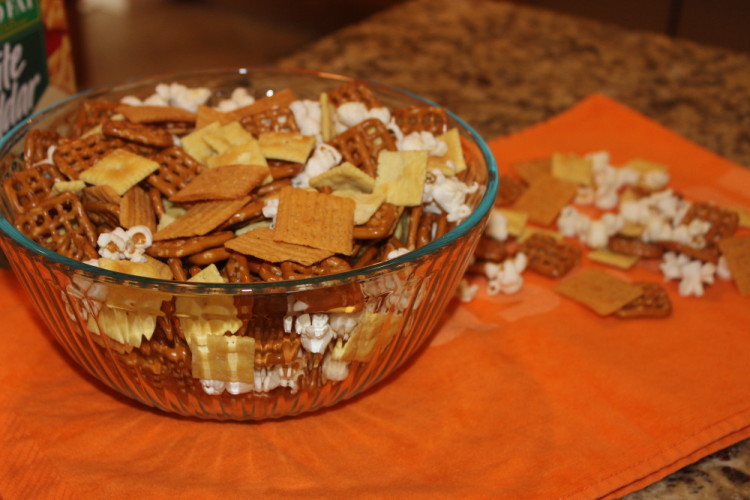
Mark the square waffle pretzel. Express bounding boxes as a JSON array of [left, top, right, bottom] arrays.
[[327, 118, 397, 177], [3, 163, 65, 215], [326, 82, 382, 109], [681, 201, 739, 244], [240, 107, 299, 136], [71, 100, 121, 137], [14, 192, 97, 256], [146, 146, 206, 198], [520, 233, 581, 278], [392, 106, 449, 135], [23, 129, 61, 165], [52, 134, 131, 180], [614, 282, 672, 318]]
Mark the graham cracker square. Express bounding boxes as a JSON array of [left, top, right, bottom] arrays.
[[555, 268, 643, 316], [512, 174, 578, 226], [273, 186, 355, 255]]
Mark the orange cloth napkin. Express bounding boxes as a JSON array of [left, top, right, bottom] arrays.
[[2, 94, 750, 500]]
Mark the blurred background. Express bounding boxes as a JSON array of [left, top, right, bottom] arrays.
[[74, 0, 750, 89]]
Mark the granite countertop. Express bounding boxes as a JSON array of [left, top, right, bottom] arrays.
[[278, 0, 750, 497]]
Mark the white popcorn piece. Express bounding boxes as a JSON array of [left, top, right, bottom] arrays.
[[292, 143, 343, 188], [290, 99, 322, 138], [97, 226, 153, 263], [334, 102, 390, 132], [200, 379, 226, 395], [456, 278, 479, 303], [386, 248, 410, 260], [422, 169, 478, 223], [215, 87, 255, 112], [295, 313, 333, 354], [397, 131, 448, 157], [254, 367, 282, 393], [642, 169, 670, 190], [262, 198, 280, 228], [659, 252, 717, 297], [486, 209, 509, 241], [557, 206, 590, 239], [329, 311, 363, 339], [322, 353, 350, 382], [485, 253, 527, 295]]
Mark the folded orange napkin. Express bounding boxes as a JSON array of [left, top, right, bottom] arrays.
[[2, 94, 750, 500]]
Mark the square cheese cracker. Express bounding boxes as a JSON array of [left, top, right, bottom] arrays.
[[79, 149, 159, 196], [375, 150, 428, 207], [259, 132, 315, 163]]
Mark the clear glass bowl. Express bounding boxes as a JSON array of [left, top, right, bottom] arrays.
[[0, 68, 498, 420]]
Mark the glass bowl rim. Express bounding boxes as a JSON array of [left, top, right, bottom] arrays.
[[0, 67, 498, 292]]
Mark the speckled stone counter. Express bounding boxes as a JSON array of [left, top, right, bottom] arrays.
[[278, 0, 750, 497]]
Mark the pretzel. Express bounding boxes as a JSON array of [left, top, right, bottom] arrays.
[[327, 118, 397, 177], [659, 240, 721, 264], [52, 134, 131, 180], [83, 200, 121, 229], [3, 163, 65, 215], [495, 176, 527, 207], [146, 146, 205, 198], [167, 257, 188, 282], [23, 129, 61, 165], [414, 211, 449, 249], [146, 231, 235, 258], [148, 187, 165, 219], [71, 100, 120, 137], [681, 202, 739, 244], [58, 232, 100, 261], [474, 235, 518, 262], [520, 233, 580, 278], [254, 178, 291, 199], [268, 160, 304, 180], [326, 82, 382, 109], [614, 282, 672, 318], [102, 119, 174, 148], [224, 252, 253, 283], [216, 198, 264, 230], [353, 202, 402, 240], [608, 235, 663, 259], [14, 192, 97, 253], [187, 246, 231, 266], [392, 106, 449, 135], [240, 106, 299, 136]]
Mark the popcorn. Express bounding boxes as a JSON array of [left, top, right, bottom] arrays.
[[292, 143, 343, 188], [290, 99, 322, 138], [659, 252, 717, 297], [397, 131, 449, 156], [485, 253, 527, 295], [122, 82, 211, 112], [215, 87, 255, 112], [486, 209, 509, 241], [294, 313, 334, 354], [423, 169, 479, 223], [322, 354, 350, 382], [97, 226, 153, 263], [335, 102, 390, 132]]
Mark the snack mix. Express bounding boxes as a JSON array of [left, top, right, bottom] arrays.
[[465, 150, 750, 318], [2, 80, 483, 396]]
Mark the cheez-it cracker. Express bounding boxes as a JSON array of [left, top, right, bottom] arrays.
[[225, 227, 334, 266], [555, 268, 644, 316], [170, 164, 268, 202], [274, 186, 355, 255], [154, 197, 250, 241], [512, 174, 578, 226]]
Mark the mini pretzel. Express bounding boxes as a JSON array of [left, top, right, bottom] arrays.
[[23, 129, 60, 165], [146, 146, 205, 198], [520, 233, 580, 278], [608, 235, 663, 259], [146, 231, 235, 258], [681, 202, 739, 244], [83, 200, 121, 229], [148, 187, 165, 219], [14, 192, 97, 252], [495, 176, 527, 207], [474, 235, 518, 262], [353, 202, 402, 240], [216, 198, 264, 230], [414, 211, 449, 249], [614, 282, 672, 318], [187, 246, 231, 266], [224, 252, 253, 283], [102, 119, 174, 148], [59, 232, 99, 261], [392, 106, 449, 135], [240, 107, 299, 136], [156, 299, 187, 343], [3, 163, 65, 215], [659, 240, 721, 264], [71, 100, 120, 137], [326, 82, 382, 109], [167, 257, 188, 282], [268, 160, 304, 180], [327, 118, 397, 177], [254, 178, 290, 199], [52, 134, 131, 180]]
